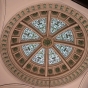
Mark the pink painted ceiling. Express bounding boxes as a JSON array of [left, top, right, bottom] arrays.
[[0, 0, 88, 88]]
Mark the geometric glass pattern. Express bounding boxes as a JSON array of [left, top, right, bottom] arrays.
[[49, 48, 61, 64], [56, 30, 74, 42], [32, 18, 46, 33], [50, 18, 66, 34], [32, 48, 45, 64], [55, 44, 72, 57], [22, 28, 39, 40], [22, 44, 39, 56]]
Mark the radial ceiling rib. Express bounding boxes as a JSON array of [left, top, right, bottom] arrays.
[[47, 11, 51, 37], [52, 46, 71, 70], [54, 40, 84, 50], [20, 21, 43, 38], [45, 48, 48, 77], [22, 45, 42, 69], [52, 23, 78, 38], [11, 40, 41, 47]]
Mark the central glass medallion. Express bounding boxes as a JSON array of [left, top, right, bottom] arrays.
[[43, 38, 52, 47]]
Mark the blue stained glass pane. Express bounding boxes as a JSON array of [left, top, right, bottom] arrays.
[[32, 18, 46, 33], [49, 48, 61, 64], [50, 18, 65, 33], [55, 44, 72, 57], [22, 44, 39, 56], [56, 30, 74, 42], [32, 48, 45, 64], [22, 28, 39, 40]]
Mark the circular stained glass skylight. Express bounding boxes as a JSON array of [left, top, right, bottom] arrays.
[[21, 17, 71, 65], [1, 3, 88, 87]]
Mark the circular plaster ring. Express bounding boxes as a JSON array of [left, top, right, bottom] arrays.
[[42, 37, 53, 48], [1, 3, 88, 87]]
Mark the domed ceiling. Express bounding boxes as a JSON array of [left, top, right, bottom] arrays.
[[1, 3, 88, 87]]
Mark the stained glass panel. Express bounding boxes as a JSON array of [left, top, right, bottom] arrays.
[[22, 44, 39, 56], [50, 18, 65, 33], [32, 18, 46, 33], [22, 28, 39, 40], [32, 48, 45, 64], [55, 44, 72, 57], [49, 48, 61, 64], [56, 30, 74, 42], [22, 17, 74, 65]]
